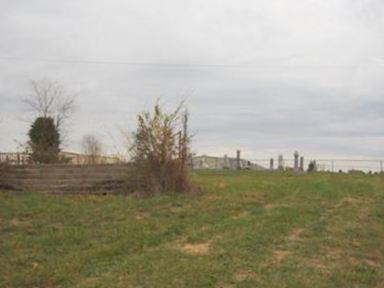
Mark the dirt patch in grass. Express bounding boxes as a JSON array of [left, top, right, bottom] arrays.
[[288, 228, 304, 242], [234, 270, 257, 282], [360, 250, 381, 268], [305, 246, 381, 275], [31, 262, 39, 270], [238, 190, 264, 199], [217, 182, 227, 189], [334, 197, 372, 219], [204, 194, 223, 202], [231, 211, 249, 219], [264, 203, 286, 212], [350, 239, 361, 248], [9, 218, 30, 227], [340, 197, 361, 204], [363, 259, 380, 267], [272, 250, 291, 265], [326, 247, 359, 265], [327, 247, 346, 260], [326, 247, 381, 267], [305, 258, 329, 274], [333, 197, 371, 209], [262, 245, 292, 267], [179, 241, 211, 256], [134, 212, 150, 220]]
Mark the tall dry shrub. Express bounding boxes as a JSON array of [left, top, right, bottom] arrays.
[[129, 103, 190, 195]]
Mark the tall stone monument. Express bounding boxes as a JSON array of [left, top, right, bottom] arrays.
[[278, 155, 284, 170], [294, 151, 299, 171]]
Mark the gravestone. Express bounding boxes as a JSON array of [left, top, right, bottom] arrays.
[[278, 155, 284, 170], [294, 151, 299, 171], [236, 150, 241, 170]]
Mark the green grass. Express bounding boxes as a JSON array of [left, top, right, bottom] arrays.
[[1, 171, 384, 287]]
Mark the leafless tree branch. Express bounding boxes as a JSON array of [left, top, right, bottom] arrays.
[[23, 79, 75, 132], [82, 134, 103, 164]]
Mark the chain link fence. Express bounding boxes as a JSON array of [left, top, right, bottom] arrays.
[[249, 158, 384, 173]]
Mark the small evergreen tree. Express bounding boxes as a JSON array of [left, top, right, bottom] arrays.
[[28, 117, 60, 163]]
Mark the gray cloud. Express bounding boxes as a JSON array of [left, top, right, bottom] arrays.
[[1, 0, 384, 159]]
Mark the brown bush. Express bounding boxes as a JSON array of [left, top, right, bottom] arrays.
[[128, 103, 191, 195]]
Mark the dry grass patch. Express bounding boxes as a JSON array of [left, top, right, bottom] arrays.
[[325, 247, 381, 267], [288, 228, 304, 242], [231, 211, 249, 220], [217, 182, 227, 189], [264, 203, 285, 211], [134, 211, 150, 220], [327, 247, 353, 260], [204, 194, 223, 202], [304, 246, 381, 277], [9, 218, 30, 227], [271, 250, 291, 265], [363, 258, 380, 268], [178, 241, 211, 256], [233, 270, 258, 282], [333, 196, 372, 210], [364, 250, 381, 267], [238, 190, 264, 199], [326, 247, 351, 262], [305, 258, 330, 274]]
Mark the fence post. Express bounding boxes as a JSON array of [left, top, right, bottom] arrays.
[[224, 154, 229, 169], [380, 160, 383, 173], [331, 160, 335, 173], [270, 158, 274, 170], [236, 150, 241, 170]]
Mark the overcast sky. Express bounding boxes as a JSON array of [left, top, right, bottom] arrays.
[[1, 0, 384, 159]]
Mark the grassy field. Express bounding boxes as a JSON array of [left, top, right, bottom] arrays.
[[0, 171, 383, 287]]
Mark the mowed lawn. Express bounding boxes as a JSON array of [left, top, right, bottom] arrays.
[[1, 171, 384, 287]]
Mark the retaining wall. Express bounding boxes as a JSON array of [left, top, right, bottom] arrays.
[[1, 164, 131, 194]]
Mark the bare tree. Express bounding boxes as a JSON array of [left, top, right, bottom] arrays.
[[82, 134, 103, 164], [24, 79, 75, 132]]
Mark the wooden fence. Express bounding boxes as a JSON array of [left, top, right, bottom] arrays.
[[0, 153, 30, 165], [0, 164, 131, 194], [0, 152, 123, 165]]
